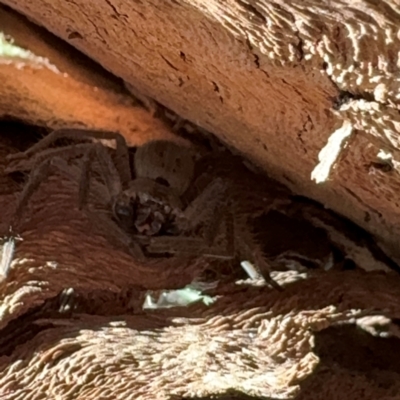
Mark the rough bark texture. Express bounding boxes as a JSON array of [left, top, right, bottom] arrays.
[[0, 6, 180, 147], [1, 1, 400, 399]]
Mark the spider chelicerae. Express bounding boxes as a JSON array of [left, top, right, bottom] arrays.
[[5, 128, 281, 290]]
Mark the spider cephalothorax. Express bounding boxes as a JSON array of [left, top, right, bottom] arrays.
[[112, 178, 181, 236], [110, 139, 197, 237], [5, 128, 281, 290]]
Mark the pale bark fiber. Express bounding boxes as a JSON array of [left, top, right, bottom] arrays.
[[1, 1, 400, 399]]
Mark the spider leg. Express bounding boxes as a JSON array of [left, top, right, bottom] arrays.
[[145, 236, 235, 259], [27, 156, 145, 261], [77, 143, 123, 209], [145, 202, 280, 290], [235, 220, 282, 291], [45, 155, 110, 208], [12, 153, 103, 225], [6, 143, 96, 174], [78, 146, 94, 209], [7, 128, 131, 187], [145, 236, 213, 256], [85, 209, 146, 261], [146, 202, 235, 260], [7, 134, 126, 212], [12, 157, 54, 225], [177, 177, 228, 234], [203, 194, 233, 247]]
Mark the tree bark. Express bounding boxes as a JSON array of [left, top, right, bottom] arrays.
[[1, 1, 400, 398]]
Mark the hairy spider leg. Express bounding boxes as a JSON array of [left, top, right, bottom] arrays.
[[145, 236, 212, 256], [5, 143, 112, 216], [75, 144, 149, 261], [12, 157, 53, 224], [203, 186, 232, 247], [7, 128, 131, 187], [44, 157, 146, 261], [6, 143, 96, 174], [78, 143, 123, 209], [145, 202, 235, 260], [145, 177, 233, 258], [178, 177, 228, 233], [235, 220, 282, 291], [7, 129, 145, 260], [144, 202, 281, 292]]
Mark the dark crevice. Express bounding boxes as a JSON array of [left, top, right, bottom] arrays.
[[67, 30, 83, 40], [297, 131, 307, 153], [212, 81, 220, 93], [236, 0, 265, 24], [366, 159, 394, 173], [297, 114, 313, 154], [332, 90, 375, 110], [289, 195, 400, 274], [0, 295, 70, 357], [315, 325, 400, 374], [160, 54, 179, 71], [0, 118, 49, 151], [321, 61, 376, 109], [262, 143, 268, 152], [296, 324, 400, 397], [104, 0, 128, 19], [342, 187, 383, 219], [254, 210, 332, 263], [294, 35, 304, 62], [244, 35, 260, 69], [212, 81, 224, 103]]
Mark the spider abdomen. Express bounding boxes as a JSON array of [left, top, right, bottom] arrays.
[[134, 140, 196, 196]]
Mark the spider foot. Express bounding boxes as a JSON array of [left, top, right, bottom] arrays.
[[240, 260, 283, 291]]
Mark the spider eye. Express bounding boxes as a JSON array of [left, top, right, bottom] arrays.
[[113, 201, 137, 232], [113, 199, 136, 225], [115, 204, 133, 218]]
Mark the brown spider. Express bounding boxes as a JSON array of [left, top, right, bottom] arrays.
[[5, 128, 281, 290]]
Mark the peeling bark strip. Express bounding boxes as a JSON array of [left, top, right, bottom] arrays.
[[311, 119, 353, 184], [0, 236, 15, 281], [2, 0, 400, 261], [0, 232, 22, 282]]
